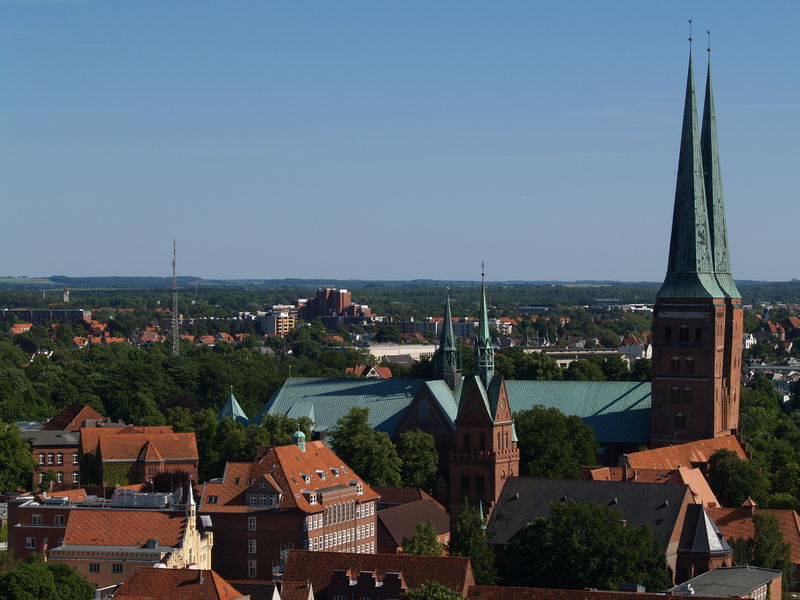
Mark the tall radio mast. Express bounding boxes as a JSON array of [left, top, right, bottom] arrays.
[[172, 240, 179, 357]]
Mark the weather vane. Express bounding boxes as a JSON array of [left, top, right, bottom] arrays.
[[707, 29, 711, 55]]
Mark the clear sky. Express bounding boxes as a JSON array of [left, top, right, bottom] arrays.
[[1, 1, 797, 282]]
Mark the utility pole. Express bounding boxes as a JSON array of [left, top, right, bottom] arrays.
[[172, 240, 179, 357]]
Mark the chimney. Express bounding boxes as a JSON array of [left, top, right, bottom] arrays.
[[620, 454, 630, 482]]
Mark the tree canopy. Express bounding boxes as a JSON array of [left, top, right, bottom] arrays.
[[449, 502, 497, 585], [0, 562, 93, 600], [401, 520, 443, 556], [402, 581, 464, 600], [329, 407, 402, 487], [730, 513, 792, 590], [396, 430, 439, 490], [707, 449, 770, 508], [505, 499, 670, 591], [0, 424, 36, 491]]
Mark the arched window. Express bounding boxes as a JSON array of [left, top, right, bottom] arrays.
[[682, 387, 693, 404], [674, 413, 686, 429], [463, 433, 470, 451], [685, 357, 695, 374], [695, 328, 702, 343], [665, 327, 672, 342], [461, 473, 469, 493], [479, 434, 486, 451], [671, 357, 681, 373], [504, 431, 509, 448], [670, 387, 680, 404], [679, 326, 689, 342]]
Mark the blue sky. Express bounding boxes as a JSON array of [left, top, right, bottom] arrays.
[[1, 1, 797, 281]]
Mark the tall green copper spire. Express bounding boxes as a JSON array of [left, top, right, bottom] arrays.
[[701, 54, 741, 299], [435, 289, 460, 390], [476, 263, 494, 387], [658, 52, 725, 299]]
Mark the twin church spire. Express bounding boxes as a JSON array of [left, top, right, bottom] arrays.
[[659, 49, 739, 300]]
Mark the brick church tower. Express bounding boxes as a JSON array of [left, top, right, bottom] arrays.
[[449, 268, 519, 516], [650, 51, 743, 447]]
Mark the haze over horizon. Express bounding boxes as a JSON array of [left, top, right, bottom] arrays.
[[2, 1, 797, 282]]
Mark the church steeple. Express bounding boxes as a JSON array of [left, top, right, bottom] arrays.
[[658, 52, 725, 300], [476, 264, 494, 387], [435, 289, 460, 390], [701, 54, 740, 299]]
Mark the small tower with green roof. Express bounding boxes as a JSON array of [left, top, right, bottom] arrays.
[[476, 264, 494, 388]]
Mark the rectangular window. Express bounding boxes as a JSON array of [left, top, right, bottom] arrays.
[[57, 472, 63, 483], [38, 453, 44, 465], [25, 537, 35, 549], [32, 514, 42, 525], [47, 453, 54, 465], [54, 515, 65, 526], [89, 563, 100, 573], [248, 539, 256, 554], [57, 538, 63, 546], [112, 564, 123, 574], [248, 560, 257, 578], [72, 472, 79, 484], [72, 453, 78, 465], [248, 517, 256, 532], [56, 453, 63, 464]]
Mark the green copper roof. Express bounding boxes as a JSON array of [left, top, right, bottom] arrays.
[[476, 269, 495, 385], [658, 54, 725, 300], [217, 390, 250, 425], [423, 379, 460, 427], [504, 380, 651, 444], [434, 291, 460, 389], [701, 59, 741, 300]]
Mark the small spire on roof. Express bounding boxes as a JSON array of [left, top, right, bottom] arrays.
[[688, 19, 693, 46], [186, 480, 196, 507]]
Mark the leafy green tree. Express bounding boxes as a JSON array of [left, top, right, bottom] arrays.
[[449, 501, 497, 585], [38, 470, 57, 493], [630, 358, 652, 382], [707, 449, 770, 507], [514, 407, 598, 478], [401, 520, 443, 556], [402, 581, 463, 600], [47, 562, 94, 600], [329, 407, 402, 486], [564, 359, 604, 381], [0, 424, 36, 491], [0, 563, 56, 600], [730, 513, 792, 590], [396, 430, 438, 490], [375, 325, 403, 344], [506, 500, 670, 591]]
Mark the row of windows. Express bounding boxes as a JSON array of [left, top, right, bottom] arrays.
[[670, 356, 695, 374], [37, 471, 79, 484], [37, 452, 79, 466], [461, 431, 512, 452], [664, 325, 702, 344], [30, 514, 66, 526], [669, 387, 694, 404], [307, 524, 375, 551], [307, 501, 374, 530], [247, 494, 278, 508], [25, 536, 63, 549]]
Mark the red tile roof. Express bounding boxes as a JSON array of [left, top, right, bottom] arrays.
[[79, 425, 175, 456], [581, 466, 719, 507], [113, 567, 245, 600], [9, 323, 33, 335], [624, 436, 747, 470], [282, 550, 475, 596], [42, 404, 105, 431], [708, 506, 800, 564], [98, 432, 198, 462], [63, 509, 186, 547], [200, 441, 379, 514], [373, 486, 439, 508], [377, 499, 450, 548]]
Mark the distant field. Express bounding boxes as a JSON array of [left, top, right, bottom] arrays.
[[0, 277, 57, 286]]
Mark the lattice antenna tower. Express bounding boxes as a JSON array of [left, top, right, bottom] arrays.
[[172, 240, 180, 356]]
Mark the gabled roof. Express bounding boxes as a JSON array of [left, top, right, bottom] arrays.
[[42, 403, 105, 431], [373, 486, 440, 508], [504, 380, 651, 444], [377, 499, 450, 547], [708, 507, 800, 564], [624, 435, 746, 470], [62, 509, 186, 547], [98, 432, 198, 462], [79, 425, 177, 456], [581, 466, 719, 507], [486, 477, 691, 550], [258, 377, 427, 436], [112, 567, 245, 600], [200, 440, 379, 514], [282, 550, 475, 596]]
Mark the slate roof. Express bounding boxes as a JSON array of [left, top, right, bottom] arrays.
[[24, 430, 79, 447], [227, 580, 278, 600], [282, 550, 475, 597], [667, 566, 782, 597], [678, 504, 731, 555], [504, 380, 651, 444], [257, 377, 427, 435], [486, 477, 691, 551], [41, 403, 105, 431], [581, 466, 719, 507], [377, 499, 450, 548], [623, 435, 746, 470], [112, 567, 245, 600], [62, 509, 187, 547]]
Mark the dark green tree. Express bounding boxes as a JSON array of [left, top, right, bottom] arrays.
[[47, 562, 94, 600], [707, 449, 770, 507], [401, 520, 443, 556], [514, 407, 598, 478], [329, 407, 401, 486], [506, 500, 670, 591], [564, 359, 604, 381], [730, 513, 792, 590], [0, 561, 93, 600], [402, 581, 463, 600], [0, 424, 36, 491], [449, 501, 497, 585], [396, 430, 439, 490]]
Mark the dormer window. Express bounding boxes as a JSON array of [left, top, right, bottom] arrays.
[[259, 482, 267, 489], [301, 473, 311, 484], [235, 477, 240, 485], [309, 492, 318, 504], [331, 467, 339, 477], [316, 470, 326, 480], [206, 496, 218, 504]]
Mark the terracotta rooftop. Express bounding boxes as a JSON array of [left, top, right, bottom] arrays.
[[373, 486, 439, 508], [581, 466, 719, 507], [112, 567, 245, 600], [97, 431, 198, 462], [623, 436, 747, 470], [79, 425, 176, 456], [201, 441, 379, 514], [63, 509, 186, 547], [42, 403, 105, 431], [708, 506, 800, 564], [282, 550, 475, 596]]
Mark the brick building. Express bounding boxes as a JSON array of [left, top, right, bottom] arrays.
[[199, 433, 380, 581], [301, 288, 353, 320], [112, 567, 247, 600]]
